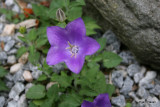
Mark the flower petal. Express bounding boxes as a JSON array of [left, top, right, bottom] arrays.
[[80, 37, 100, 55], [46, 47, 68, 65], [81, 100, 94, 107], [65, 18, 86, 43], [47, 26, 68, 46], [93, 93, 111, 107], [65, 55, 85, 74]]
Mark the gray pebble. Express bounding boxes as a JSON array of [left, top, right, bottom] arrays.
[[0, 15, 6, 23], [7, 100, 18, 107], [13, 70, 25, 83], [120, 76, 134, 96], [137, 87, 150, 99], [4, 40, 15, 52], [8, 48, 17, 55], [150, 84, 160, 96], [0, 23, 4, 33], [0, 52, 7, 61], [112, 70, 124, 88], [0, 36, 12, 43], [5, 0, 14, 6], [111, 95, 126, 107], [0, 96, 5, 107], [139, 71, 157, 88], [5, 73, 13, 81], [18, 94, 27, 107], [148, 96, 160, 107], [9, 82, 24, 101], [7, 55, 16, 64], [12, 4, 20, 13], [127, 64, 141, 77], [119, 51, 137, 65], [6, 81, 14, 89]]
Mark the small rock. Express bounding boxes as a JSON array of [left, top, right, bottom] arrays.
[[23, 70, 33, 82], [12, 4, 20, 13], [148, 96, 160, 107], [119, 51, 137, 65], [129, 92, 139, 102], [139, 71, 157, 88], [4, 40, 15, 52], [31, 70, 42, 79], [112, 70, 124, 88], [6, 81, 14, 88], [7, 55, 16, 64], [7, 100, 18, 107], [150, 84, 160, 96], [0, 23, 4, 33], [127, 64, 141, 77], [8, 48, 17, 55], [103, 30, 118, 45], [0, 52, 7, 60], [0, 15, 6, 23], [25, 83, 33, 93], [137, 87, 150, 99], [18, 94, 27, 107], [10, 63, 23, 74], [0, 36, 12, 43], [0, 96, 5, 107], [2, 24, 15, 36], [5, 73, 13, 81], [18, 52, 29, 64], [111, 95, 126, 107], [120, 76, 134, 96], [9, 82, 25, 101], [133, 67, 146, 83], [5, 0, 14, 6], [15, 19, 37, 29], [13, 70, 25, 83]]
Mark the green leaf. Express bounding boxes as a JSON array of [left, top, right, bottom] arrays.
[[37, 74, 47, 81], [26, 85, 46, 99], [126, 103, 132, 107], [69, 0, 85, 7], [83, 16, 101, 35], [0, 66, 8, 78], [51, 72, 73, 88], [0, 80, 9, 91], [106, 84, 115, 97], [102, 52, 122, 68], [36, 37, 48, 48], [59, 94, 82, 107], [18, 36, 26, 42], [32, 4, 48, 19], [67, 7, 82, 21], [50, 0, 70, 9], [16, 46, 28, 58], [97, 38, 107, 52], [29, 102, 38, 107], [28, 46, 40, 64], [47, 84, 59, 99], [56, 22, 66, 28], [26, 29, 38, 41], [33, 99, 45, 106]]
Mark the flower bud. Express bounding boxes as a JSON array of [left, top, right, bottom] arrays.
[[56, 8, 66, 22], [19, 26, 26, 34]]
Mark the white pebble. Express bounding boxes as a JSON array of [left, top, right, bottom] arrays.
[[10, 63, 23, 74], [23, 71, 33, 82]]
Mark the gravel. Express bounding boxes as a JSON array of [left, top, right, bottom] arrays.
[[111, 95, 126, 107], [0, 96, 5, 107]]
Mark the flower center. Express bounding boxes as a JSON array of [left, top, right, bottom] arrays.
[[66, 41, 79, 58]]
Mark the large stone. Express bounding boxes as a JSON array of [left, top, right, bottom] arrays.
[[86, 0, 160, 70]]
